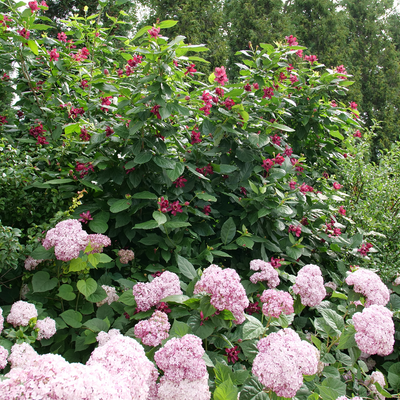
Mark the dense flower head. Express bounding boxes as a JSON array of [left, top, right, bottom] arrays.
[[96, 285, 119, 307], [191, 128, 202, 144], [270, 134, 281, 146], [118, 249, 135, 264], [86, 234, 111, 254], [57, 31, 67, 42], [369, 371, 386, 400], [29, 1, 39, 12], [352, 305, 394, 356], [262, 158, 275, 172], [225, 346, 240, 363], [157, 376, 211, 400], [24, 255, 43, 271], [173, 175, 187, 188], [249, 259, 280, 288], [253, 328, 319, 398], [333, 181, 342, 190], [155, 334, 207, 383], [7, 301, 38, 327], [292, 264, 326, 307], [0, 345, 7, 369], [260, 289, 294, 318], [345, 268, 390, 307], [35, 317, 57, 340], [289, 224, 302, 237], [194, 265, 249, 324], [214, 66, 228, 85], [339, 206, 346, 216], [134, 310, 170, 346], [358, 242, 373, 256], [133, 271, 182, 312], [0, 307, 3, 335]]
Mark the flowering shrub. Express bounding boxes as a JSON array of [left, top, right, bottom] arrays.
[[0, 3, 399, 399]]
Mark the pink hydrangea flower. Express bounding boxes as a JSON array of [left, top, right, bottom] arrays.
[[35, 317, 56, 340], [86, 234, 111, 254], [133, 271, 182, 312], [134, 310, 170, 346], [0, 345, 8, 369], [96, 285, 119, 307], [352, 305, 394, 356], [260, 289, 294, 318], [252, 328, 319, 398], [345, 268, 390, 307], [7, 301, 38, 327], [157, 376, 211, 400], [292, 264, 326, 307], [194, 265, 249, 324], [118, 249, 135, 264], [154, 334, 208, 383], [369, 371, 386, 400], [24, 256, 43, 271], [0, 307, 3, 335], [249, 259, 280, 288]]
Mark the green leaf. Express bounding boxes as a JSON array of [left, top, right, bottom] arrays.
[[317, 377, 346, 400], [164, 221, 191, 229], [337, 325, 357, 350], [221, 217, 236, 245], [170, 320, 191, 337], [318, 308, 344, 337], [176, 254, 197, 280], [133, 220, 159, 229], [187, 314, 214, 339], [159, 20, 178, 28], [200, 296, 217, 319], [57, 284, 76, 301], [166, 163, 185, 182], [236, 237, 254, 249], [271, 122, 295, 132], [208, 72, 216, 84], [214, 377, 238, 400], [31, 245, 53, 260], [84, 318, 109, 333], [77, 278, 97, 298], [110, 199, 131, 213], [153, 156, 176, 169], [27, 40, 39, 55], [60, 310, 82, 328], [118, 290, 137, 306], [132, 191, 158, 200], [153, 211, 167, 225], [86, 285, 107, 303], [388, 362, 400, 391], [161, 295, 190, 304], [239, 376, 269, 400], [329, 131, 344, 140], [242, 315, 264, 340], [196, 192, 217, 202], [32, 271, 58, 293], [69, 257, 87, 272], [134, 152, 153, 164]]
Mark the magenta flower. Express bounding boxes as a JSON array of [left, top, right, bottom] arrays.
[[262, 158, 275, 172], [148, 27, 160, 38], [353, 130, 362, 138], [105, 126, 114, 137], [80, 79, 89, 89], [215, 87, 224, 97], [223, 97, 235, 110], [225, 346, 240, 363], [48, 48, 59, 62], [350, 101, 358, 110], [253, 82, 259, 90], [273, 154, 285, 165], [296, 49, 303, 58], [244, 83, 252, 91], [191, 129, 201, 144], [214, 66, 228, 86], [203, 205, 211, 215], [245, 301, 261, 315], [173, 176, 187, 188], [290, 74, 299, 84], [184, 63, 197, 76], [270, 134, 281, 146], [169, 201, 183, 216], [18, 28, 30, 39], [263, 87, 274, 99], [338, 206, 346, 216], [0, 115, 7, 125], [289, 224, 302, 237], [285, 35, 298, 46], [57, 32, 67, 42], [289, 181, 296, 190], [158, 196, 170, 213], [79, 127, 90, 141], [333, 182, 342, 190], [78, 211, 93, 224], [28, 1, 39, 12], [134, 310, 170, 347], [305, 55, 318, 64]]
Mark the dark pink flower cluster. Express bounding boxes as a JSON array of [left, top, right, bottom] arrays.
[[79, 127, 91, 141], [29, 122, 48, 144], [157, 197, 183, 216], [263, 87, 274, 99], [289, 224, 302, 237], [299, 183, 314, 194], [262, 158, 275, 172], [71, 47, 90, 62], [223, 97, 235, 110], [80, 79, 89, 89], [151, 104, 161, 119], [191, 128, 201, 144], [305, 55, 318, 64], [338, 206, 346, 216], [105, 126, 114, 137], [194, 265, 249, 324], [253, 328, 318, 398], [199, 91, 212, 115], [290, 74, 299, 84], [132, 271, 182, 312], [353, 129, 362, 138], [225, 346, 240, 363], [127, 54, 142, 68], [271, 134, 281, 146], [270, 257, 283, 268], [195, 163, 213, 176], [185, 63, 197, 76], [358, 242, 373, 256], [101, 96, 112, 112], [78, 211, 93, 224], [69, 106, 85, 119], [173, 176, 187, 188], [245, 301, 261, 315], [48, 48, 59, 62], [285, 35, 298, 46], [75, 161, 94, 178], [18, 28, 30, 39], [249, 259, 279, 287], [0, 115, 7, 125], [214, 66, 228, 86], [28, 1, 39, 12], [148, 27, 160, 38], [57, 32, 67, 42]]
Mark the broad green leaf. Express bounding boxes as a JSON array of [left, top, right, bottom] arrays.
[[110, 199, 131, 213], [88, 253, 101, 268], [164, 221, 191, 229], [187, 314, 214, 339], [133, 220, 159, 229], [236, 237, 254, 249], [271, 122, 295, 132], [133, 26, 152, 40], [317, 377, 346, 400], [388, 362, 400, 391], [77, 278, 97, 298], [196, 192, 217, 202], [159, 20, 178, 28], [214, 377, 238, 400], [32, 271, 58, 293], [118, 290, 137, 306], [153, 211, 167, 225], [176, 254, 197, 280], [200, 296, 217, 319], [69, 257, 87, 272], [60, 310, 82, 328], [132, 191, 158, 199], [86, 285, 107, 303], [89, 219, 108, 234], [153, 156, 175, 169], [45, 179, 73, 184], [242, 315, 264, 340], [337, 325, 357, 350], [318, 308, 344, 337], [27, 40, 38, 55], [170, 320, 191, 337], [57, 284, 76, 301], [31, 245, 53, 260], [166, 163, 185, 182], [239, 376, 269, 400], [134, 152, 153, 164], [83, 318, 109, 333], [221, 217, 236, 245], [161, 295, 190, 304]]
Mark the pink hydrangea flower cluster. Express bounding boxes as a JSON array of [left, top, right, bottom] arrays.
[[42, 219, 111, 261], [0, 345, 7, 369], [260, 289, 294, 318], [352, 304, 394, 356], [194, 265, 249, 324], [0, 307, 3, 334], [35, 317, 57, 340], [292, 264, 326, 307], [345, 268, 390, 307], [249, 259, 280, 288], [134, 310, 170, 346], [336, 397, 362, 400], [154, 334, 211, 400], [96, 285, 119, 307], [369, 371, 386, 400], [24, 256, 43, 271], [118, 249, 135, 264], [252, 328, 319, 398], [7, 300, 38, 327], [132, 271, 182, 312]]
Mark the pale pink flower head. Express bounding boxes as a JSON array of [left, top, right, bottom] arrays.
[[369, 371, 386, 400], [24, 256, 43, 271], [352, 305, 394, 356], [345, 268, 390, 307], [194, 265, 249, 324], [292, 264, 326, 307], [394, 275, 400, 286], [134, 310, 170, 346], [133, 271, 182, 312], [253, 328, 319, 398], [214, 66, 228, 86], [154, 334, 207, 383], [86, 233, 111, 254], [0, 308, 3, 335], [35, 317, 56, 340], [157, 376, 211, 400], [8, 342, 39, 368], [7, 301, 38, 327], [260, 289, 294, 318], [249, 259, 280, 288], [0, 345, 8, 369], [118, 249, 135, 264], [96, 285, 119, 307]]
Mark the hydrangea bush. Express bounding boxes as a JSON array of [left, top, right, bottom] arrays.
[[0, 1, 399, 399]]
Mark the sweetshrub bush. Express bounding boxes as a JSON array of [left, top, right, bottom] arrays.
[[0, 1, 399, 399]]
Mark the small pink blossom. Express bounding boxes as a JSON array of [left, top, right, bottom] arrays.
[[350, 101, 358, 110], [225, 346, 240, 363], [353, 130, 362, 138], [289, 224, 302, 237], [285, 35, 298, 46], [96, 285, 119, 307], [118, 249, 135, 264], [173, 176, 187, 188], [333, 182, 342, 190], [28, 1, 39, 12], [270, 134, 281, 146], [339, 206, 346, 216], [78, 211, 93, 224], [184, 63, 197, 76], [305, 55, 318, 64], [48, 48, 59, 62], [148, 27, 160, 38], [214, 66, 228, 86], [263, 87, 274, 99]]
